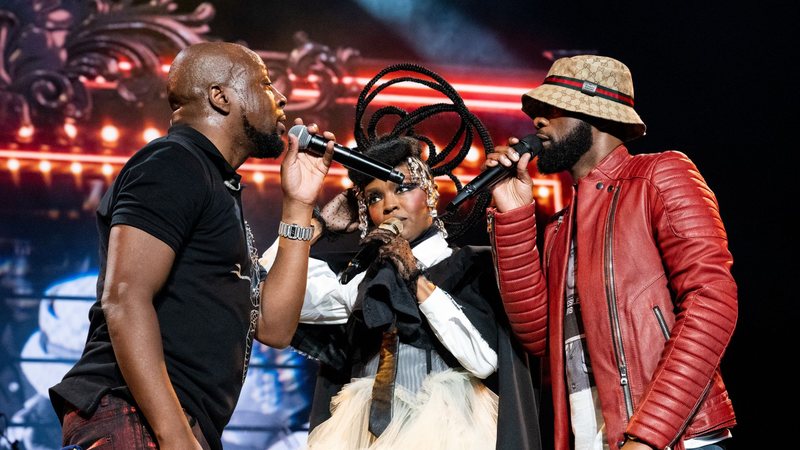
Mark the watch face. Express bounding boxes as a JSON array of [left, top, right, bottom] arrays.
[[279, 222, 313, 240]]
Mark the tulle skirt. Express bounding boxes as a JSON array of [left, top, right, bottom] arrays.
[[306, 369, 498, 450]]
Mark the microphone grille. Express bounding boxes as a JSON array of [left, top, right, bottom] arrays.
[[288, 124, 311, 149], [520, 134, 543, 154], [378, 217, 403, 235]]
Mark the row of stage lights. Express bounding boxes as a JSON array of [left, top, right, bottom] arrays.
[[1, 148, 560, 209], [4, 118, 488, 182], [14, 122, 162, 147], [3, 109, 559, 204], [0, 150, 490, 186], [13, 121, 489, 164], [6, 157, 115, 178]]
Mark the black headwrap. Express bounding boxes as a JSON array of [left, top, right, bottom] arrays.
[[351, 63, 496, 240]]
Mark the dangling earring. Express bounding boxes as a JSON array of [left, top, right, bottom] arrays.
[[407, 156, 447, 238], [428, 198, 447, 238], [357, 193, 369, 239]]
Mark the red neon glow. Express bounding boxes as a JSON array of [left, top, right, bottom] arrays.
[[62, 71, 538, 112], [289, 89, 523, 111], [353, 77, 532, 96], [338, 93, 520, 111]]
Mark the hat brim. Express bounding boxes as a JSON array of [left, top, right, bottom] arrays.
[[522, 84, 646, 142]]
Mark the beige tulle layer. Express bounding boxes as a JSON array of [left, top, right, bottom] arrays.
[[306, 369, 498, 450]]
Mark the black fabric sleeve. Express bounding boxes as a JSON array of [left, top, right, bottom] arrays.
[[110, 145, 210, 252]]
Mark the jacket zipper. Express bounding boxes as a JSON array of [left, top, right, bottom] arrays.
[[652, 306, 671, 340], [603, 186, 634, 419], [545, 212, 565, 267], [487, 213, 501, 286], [667, 379, 714, 449], [650, 286, 720, 447]]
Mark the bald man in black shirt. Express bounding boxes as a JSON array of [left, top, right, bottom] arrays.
[[50, 42, 335, 450]]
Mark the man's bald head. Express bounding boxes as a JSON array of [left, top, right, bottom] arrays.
[[167, 41, 264, 113]]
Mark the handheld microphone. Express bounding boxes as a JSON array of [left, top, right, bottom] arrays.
[[339, 218, 403, 284], [446, 134, 542, 212], [289, 125, 405, 184]]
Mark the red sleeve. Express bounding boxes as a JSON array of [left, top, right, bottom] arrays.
[[626, 152, 738, 447], [489, 203, 549, 356]]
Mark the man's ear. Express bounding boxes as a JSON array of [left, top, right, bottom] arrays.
[[208, 84, 231, 114]]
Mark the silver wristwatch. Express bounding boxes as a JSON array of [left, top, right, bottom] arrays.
[[277, 221, 314, 241]]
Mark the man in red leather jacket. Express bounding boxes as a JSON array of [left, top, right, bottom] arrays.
[[485, 55, 737, 450]]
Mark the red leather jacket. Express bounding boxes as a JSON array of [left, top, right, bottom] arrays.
[[489, 145, 737, 450]]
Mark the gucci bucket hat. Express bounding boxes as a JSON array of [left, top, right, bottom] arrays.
[[522, 55, 646, 141]]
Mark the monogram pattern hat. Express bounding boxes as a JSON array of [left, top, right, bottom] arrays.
[[522, 55, 646, 141]]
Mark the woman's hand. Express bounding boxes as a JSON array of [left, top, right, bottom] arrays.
[[361, 225, 397, 248], [377, 236, 420, 282], [319, 188, 360, 234]]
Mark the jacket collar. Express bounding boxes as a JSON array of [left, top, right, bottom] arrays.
[[579, 144, 631, 185]]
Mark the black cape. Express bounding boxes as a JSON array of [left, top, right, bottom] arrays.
[[292, 245, 543, 450]]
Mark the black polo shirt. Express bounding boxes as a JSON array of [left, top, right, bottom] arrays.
[[50, 125, 260, 450]]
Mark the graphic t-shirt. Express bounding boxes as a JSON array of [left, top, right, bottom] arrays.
[[565, 238, 608, 450]]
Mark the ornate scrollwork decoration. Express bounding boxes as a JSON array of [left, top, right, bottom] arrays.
[[0, 0, 213, 133], [263, 30, 362, 116], [0, 0, 363, 143]]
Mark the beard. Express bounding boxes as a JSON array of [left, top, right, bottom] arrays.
[[537, 121, 593, 174], [243, 114, 284, 159]]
